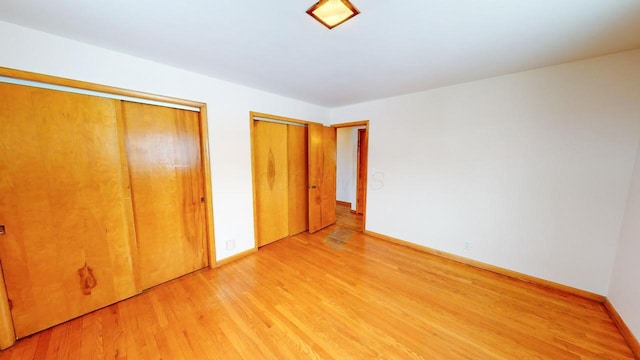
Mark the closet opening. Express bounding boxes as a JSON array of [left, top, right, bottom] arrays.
[[250, 112, 337, 248]]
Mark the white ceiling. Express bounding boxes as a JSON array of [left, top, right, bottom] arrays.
[[1, 0, 639, 107]]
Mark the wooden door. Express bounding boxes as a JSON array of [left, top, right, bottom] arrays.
[[288, 125, 309, 235], [253, 121, 289, 246], [356, 128, 368, 215], [308, 124, 337, 233], [122, 102, 207, 290], [0, 83, 139, 338]]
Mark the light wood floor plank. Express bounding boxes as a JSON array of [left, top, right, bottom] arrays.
[[0, 205, 634, 359]]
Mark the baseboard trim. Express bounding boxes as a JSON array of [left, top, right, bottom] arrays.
[[336, 200, 352, 207], [216, 248, 257, 267], [604, 299, 640, 359], [363, 230, 606, 303]]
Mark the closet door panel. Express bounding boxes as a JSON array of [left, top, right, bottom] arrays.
[[0, 83, 138, 338], [288, 125, 309, 235], [122, 102, 207, 290], [308, 123, 322, 233], [320, 126, 337, 227], [308, 124, 337, 233], [254, 121, 289, 246]]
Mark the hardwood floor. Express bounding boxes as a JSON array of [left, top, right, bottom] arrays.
[[0, 205, 634, 359]]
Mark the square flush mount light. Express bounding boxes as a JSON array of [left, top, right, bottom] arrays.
[[307, 0, 360, 29]]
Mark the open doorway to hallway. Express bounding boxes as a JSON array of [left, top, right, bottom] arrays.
[[336, 201, 363, 232], [333, 121, 369, 232]]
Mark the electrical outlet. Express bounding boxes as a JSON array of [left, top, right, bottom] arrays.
[[464, 241, 471, 250], [226, 240, 235, 251]]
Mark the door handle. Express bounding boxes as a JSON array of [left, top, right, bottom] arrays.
[[0, 225, 5, 235]]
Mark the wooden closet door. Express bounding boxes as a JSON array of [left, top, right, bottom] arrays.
[[321, 126, 337, 228], [288, 125, 309, 235], [308, 124, 337, 233], [253, 121, 289, 246], [0, 83, 139, 338], [122, 102, 207, 290]]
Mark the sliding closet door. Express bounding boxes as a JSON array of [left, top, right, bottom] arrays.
[[288, 125, 309, 235], [0, 83, 138, 338], [122, 102, 207, 290], [253, 121, 290, 246], [308, 124, 337, 233]]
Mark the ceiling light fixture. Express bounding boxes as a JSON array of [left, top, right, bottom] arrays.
[[306, 0, 360, 29]]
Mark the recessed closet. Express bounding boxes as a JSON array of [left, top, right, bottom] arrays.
[[250, 113, 336, 248]]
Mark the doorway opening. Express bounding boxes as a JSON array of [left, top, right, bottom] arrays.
[[332, 120, 369, 232]]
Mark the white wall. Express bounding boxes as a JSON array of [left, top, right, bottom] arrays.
[[331, 50, 640, 295], [609, 143, 640, 340], [0, 21, 329, 261], [336, 128, 354, 204]]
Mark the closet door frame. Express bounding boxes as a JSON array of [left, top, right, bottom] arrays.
[[0, 66, 217, 349], [249, 112, 324, 249]]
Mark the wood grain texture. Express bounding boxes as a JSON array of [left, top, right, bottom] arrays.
[[198, 105, 217, 269], [0, 263, 15, 349], [0, 205, 633, 359], [287, 125, 309, 235], [122, 102, 208, 290], [0, 83, 138, 338], [114, 100, 143, 296], [253, 121, 289, 246], [308, 123, 323, 233], [1, 66, 216, 271], [308, 124, 337, 233]]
